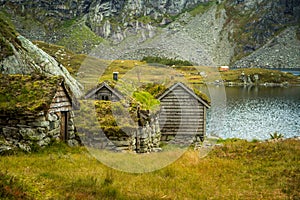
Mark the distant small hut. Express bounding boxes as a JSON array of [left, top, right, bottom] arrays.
[[0, 74, 79, 153], [157, 82, 210, 144], [219, 66, 229, 71], [84, 82, 123, 101]]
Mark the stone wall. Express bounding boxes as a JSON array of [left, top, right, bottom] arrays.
[[0, 111, 78, 154], [136, 119, 161, 153], [80, 117, 161, 153]]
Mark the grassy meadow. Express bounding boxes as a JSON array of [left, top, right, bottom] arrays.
[[1, 139, 299, 199], [33, 41, 300, 88]]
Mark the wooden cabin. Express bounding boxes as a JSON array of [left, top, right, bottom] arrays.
[[0, 74, 79, 153], [84, 82, 123, 101], [157, 82, 210, 144]]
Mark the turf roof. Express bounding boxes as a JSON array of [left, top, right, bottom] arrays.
[[0, 74, 63, 115]]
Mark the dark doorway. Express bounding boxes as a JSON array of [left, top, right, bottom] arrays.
[[60, 111, 69, 141]]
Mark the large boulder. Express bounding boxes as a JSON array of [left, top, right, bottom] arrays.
[[0, 35, 83, 97]]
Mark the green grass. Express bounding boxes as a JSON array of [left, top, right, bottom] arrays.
[[56, 21, 105, 53], [220, 68, 299, 84], [32, 40, 300, 86], [189, 1, 216, 17], [33, 41, 88, 76], [132, 91, 160, 111], [172, 66, 300, 85], [0, 139, 299, 199], [142, 56, 193, 67], [0, 11, 22, 60]]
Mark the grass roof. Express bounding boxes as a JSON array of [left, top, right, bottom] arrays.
[[0, 74, 63, 115]]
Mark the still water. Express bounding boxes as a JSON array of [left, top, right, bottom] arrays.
[[200, 85, 300, 140]]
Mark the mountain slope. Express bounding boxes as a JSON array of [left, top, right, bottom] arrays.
[[1, 0, 300, 68], [0, 13, 83, 97]]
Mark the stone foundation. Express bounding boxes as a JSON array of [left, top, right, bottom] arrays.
[[79, 117, 161, 153], [0, 111, 78, 154]]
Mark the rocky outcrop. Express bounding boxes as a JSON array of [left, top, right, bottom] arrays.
[[234, 26, 300, 68], [1, 0, 300, 68], [89, 6, 233, 66], [0, 35, 83, 97], [1, 0, 207, 41], [85, 0, 208, 39]]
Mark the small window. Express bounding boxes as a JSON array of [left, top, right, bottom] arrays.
[[101, 95, 109, 101]]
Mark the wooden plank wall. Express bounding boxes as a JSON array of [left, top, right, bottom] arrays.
[[159, 85, 205, 140], [49, 86, 72, 113], [95, 87, 121, 101]]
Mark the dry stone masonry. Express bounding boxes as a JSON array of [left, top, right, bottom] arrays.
[[0, 112, 77, 153]]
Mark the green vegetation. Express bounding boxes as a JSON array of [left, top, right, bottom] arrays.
[[222, 0, 292, 64], [0, 74, 62, 115], [99, 60, 146, 83], [0, 171, 32, 199], [173, 66, 299, 85], [189, 1, 216, 17], [57, 21, 105, 53], [140, 82, 167, 98], [0, 139, 299, 199], [0, 11, 22, 60], [95, 100, 137, 136], [136, 15, 153, 24], [133, 91, 160, 111], [220, 68, 299, 84], [141, 56, 193, 67], [34, 41, 87, 75], [32, 39, 299, 86], [193, 88, 211, 105], [270, 132, 284, 140]]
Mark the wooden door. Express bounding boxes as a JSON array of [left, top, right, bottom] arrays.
[[60, 111, 69, 141]]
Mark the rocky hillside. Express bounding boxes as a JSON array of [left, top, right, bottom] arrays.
[[1, 0, 299, 68], [0, 13, 82, 97]]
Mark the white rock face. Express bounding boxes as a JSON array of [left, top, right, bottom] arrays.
[[89, 5, 234, 67], [0, 35, 83, 97]]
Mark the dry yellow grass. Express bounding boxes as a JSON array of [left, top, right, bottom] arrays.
[[1, 139, 299, 199]]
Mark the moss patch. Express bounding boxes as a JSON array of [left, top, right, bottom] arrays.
[[193, 88, 211, 105], [132, 91, 160, 111], [0, 74, 62, 115], [0, 11, 22, 60]]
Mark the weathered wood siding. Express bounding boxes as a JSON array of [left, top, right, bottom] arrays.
[[91, 87, 121, 101], [49, 86, 72, 113], [159, 85, 206, 141]]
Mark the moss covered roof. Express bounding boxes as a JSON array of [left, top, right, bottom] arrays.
[[0, 74, 63, 115]]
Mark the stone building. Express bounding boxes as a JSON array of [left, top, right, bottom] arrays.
[[81, 82, 161, 153], [0, 74, 79, 153]]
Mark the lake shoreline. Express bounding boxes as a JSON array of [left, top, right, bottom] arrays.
[[205, 81, 300, 87]]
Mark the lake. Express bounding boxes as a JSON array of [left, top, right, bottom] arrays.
[[196, 85, 300, 140], [275, 68, 300, 76]]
